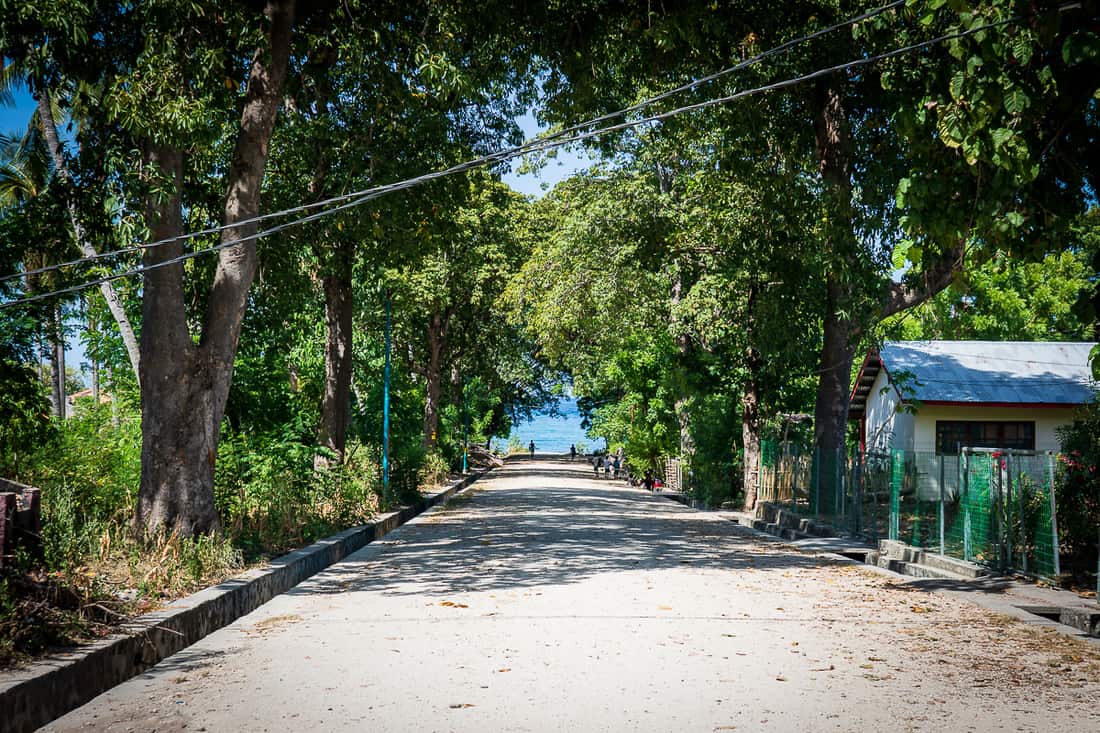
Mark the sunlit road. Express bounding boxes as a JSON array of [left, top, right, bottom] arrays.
[[48, 458, 1100, 732]]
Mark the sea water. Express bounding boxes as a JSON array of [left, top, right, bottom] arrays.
[[493, 397, 606, 455]]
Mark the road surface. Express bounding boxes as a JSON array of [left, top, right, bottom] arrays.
[[48, 458, 1100, 732]]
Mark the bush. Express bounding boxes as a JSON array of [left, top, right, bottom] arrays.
[[214, 424, 378, 558], [1056, 404, 1100, 585]]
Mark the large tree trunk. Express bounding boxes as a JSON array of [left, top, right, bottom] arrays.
[[49, 303, 65, 419], [35, 93, 142, 384], [304, 45, 355, 470], [135, 0, 296, 537], [316, 239, 354, 466], [811, 79, 857, 456], [135, 145, 218, 535], [741, 281, 762, 512], [660, 165, 694, 465], [741, 381, 761, 512], [422, 311, 447, 451]]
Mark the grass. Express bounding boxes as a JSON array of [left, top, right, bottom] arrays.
[[1, 529, 247, 669]]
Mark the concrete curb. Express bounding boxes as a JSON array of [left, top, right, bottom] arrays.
[[0, 468, 490, 733], [656, 495, 1100, 647]]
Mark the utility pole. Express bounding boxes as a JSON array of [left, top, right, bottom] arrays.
[[382, 293, 392, 499], [462, 379, 469, 474]]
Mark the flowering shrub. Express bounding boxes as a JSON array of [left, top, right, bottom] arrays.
[[1056, 405, 1100, 580]]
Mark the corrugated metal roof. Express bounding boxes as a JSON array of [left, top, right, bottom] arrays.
[[879, 341, 1096, 405]]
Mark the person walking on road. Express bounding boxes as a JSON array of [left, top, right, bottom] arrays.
[[570, 444, 576, 462], [528, 440, 536, 460], [593, 455, 602, 478]]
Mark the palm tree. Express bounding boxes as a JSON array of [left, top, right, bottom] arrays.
[[0, 116, 70, 417], [0, 62, 142, 383]]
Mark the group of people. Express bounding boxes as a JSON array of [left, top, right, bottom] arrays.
[[535, 442, 660, 491], [591, 451, 624, 479]]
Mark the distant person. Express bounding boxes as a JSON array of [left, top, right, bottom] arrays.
[[643, 469, 655, 492], [570, 444, 576, 462], [604, 456, 612, 478], [528, 440, 535, 460], [593, 455, 602, 478], [612, 454, 621, 479]]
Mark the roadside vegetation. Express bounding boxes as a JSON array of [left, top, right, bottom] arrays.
[[1, 0, 1099, 665]]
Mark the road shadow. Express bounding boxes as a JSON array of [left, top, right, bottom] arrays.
[[287, 462, 834, 599]]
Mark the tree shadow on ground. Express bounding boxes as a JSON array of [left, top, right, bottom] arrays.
[[287, 462, 834, 600]]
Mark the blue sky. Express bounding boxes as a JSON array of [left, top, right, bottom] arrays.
[[502, 112, 594, 197], [1, 84, 35, 136]]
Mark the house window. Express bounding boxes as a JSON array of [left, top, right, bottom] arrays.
[[935, 421, 1035, 455]]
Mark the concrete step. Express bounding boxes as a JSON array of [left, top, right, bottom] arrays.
[[880, 558, 971, 581], [916, 551, 987, 579], [878, 540, 987, 579]]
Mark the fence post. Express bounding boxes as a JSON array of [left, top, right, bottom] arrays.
[[1007, 451, 1012, 572], [0, 492, 15, 569], [938, 454, 945, 555], [963, 450, 972, 563], [814, 448, 821, 523], [835, 450, 844, 529], [1046, 452, 1061, 578], [889, 451, 900, 541], [853, 452, 862, 536], [1015, 455, 1027, 575], [21, 487, 42, 559]]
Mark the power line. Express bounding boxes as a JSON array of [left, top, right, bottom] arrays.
[[0, 9, 1046, 309], [0, 0, 909, 287]]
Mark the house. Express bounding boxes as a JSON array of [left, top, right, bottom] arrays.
[[66, 388, 112, 410], [849, 341, 1096, 455]]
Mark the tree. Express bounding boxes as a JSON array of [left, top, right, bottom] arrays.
[[131, 0, 298, 536], [0, 116, 72, 418]]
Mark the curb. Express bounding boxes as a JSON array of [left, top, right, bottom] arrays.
[[0, 468, 490, 733], [658, 496, 1100, 647]]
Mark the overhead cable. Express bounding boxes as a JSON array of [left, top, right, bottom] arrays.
[[0, 0, 909, 287], [0, 9, 1043, 309]]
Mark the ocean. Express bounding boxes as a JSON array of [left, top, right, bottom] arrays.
[[493, 397, 606, 455]]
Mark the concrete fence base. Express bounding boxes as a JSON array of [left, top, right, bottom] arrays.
[[0, 468, 489, 733]]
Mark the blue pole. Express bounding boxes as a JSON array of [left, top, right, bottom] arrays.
[[382, 294, 391, 497], [462, 379, 469, 474]]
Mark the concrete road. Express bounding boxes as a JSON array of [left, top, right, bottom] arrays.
[[48, 458, 1100, 732]]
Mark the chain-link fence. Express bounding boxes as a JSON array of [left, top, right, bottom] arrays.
[[758, 441, 1061, 580]]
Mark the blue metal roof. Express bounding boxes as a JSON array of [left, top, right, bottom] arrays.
[[880, 341, 1096, 405]]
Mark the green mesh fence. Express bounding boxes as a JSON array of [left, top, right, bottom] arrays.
[[940, 452, 993, 565], [755, 442, 1061, 580], [1003, 452, 1060, 579], [899, 449, 1060, 580]]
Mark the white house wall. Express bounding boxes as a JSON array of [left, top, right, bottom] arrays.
[[863, 368, 915, 453], [911, 404, 1077, 453]]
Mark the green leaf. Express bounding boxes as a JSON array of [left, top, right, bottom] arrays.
[[1012, 34, 1032, 66], [990, 127, 1013, 150], [949, 70, 965, 100], [1091, 344, 1100, 381], [1003, 88, 1029, 115]]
